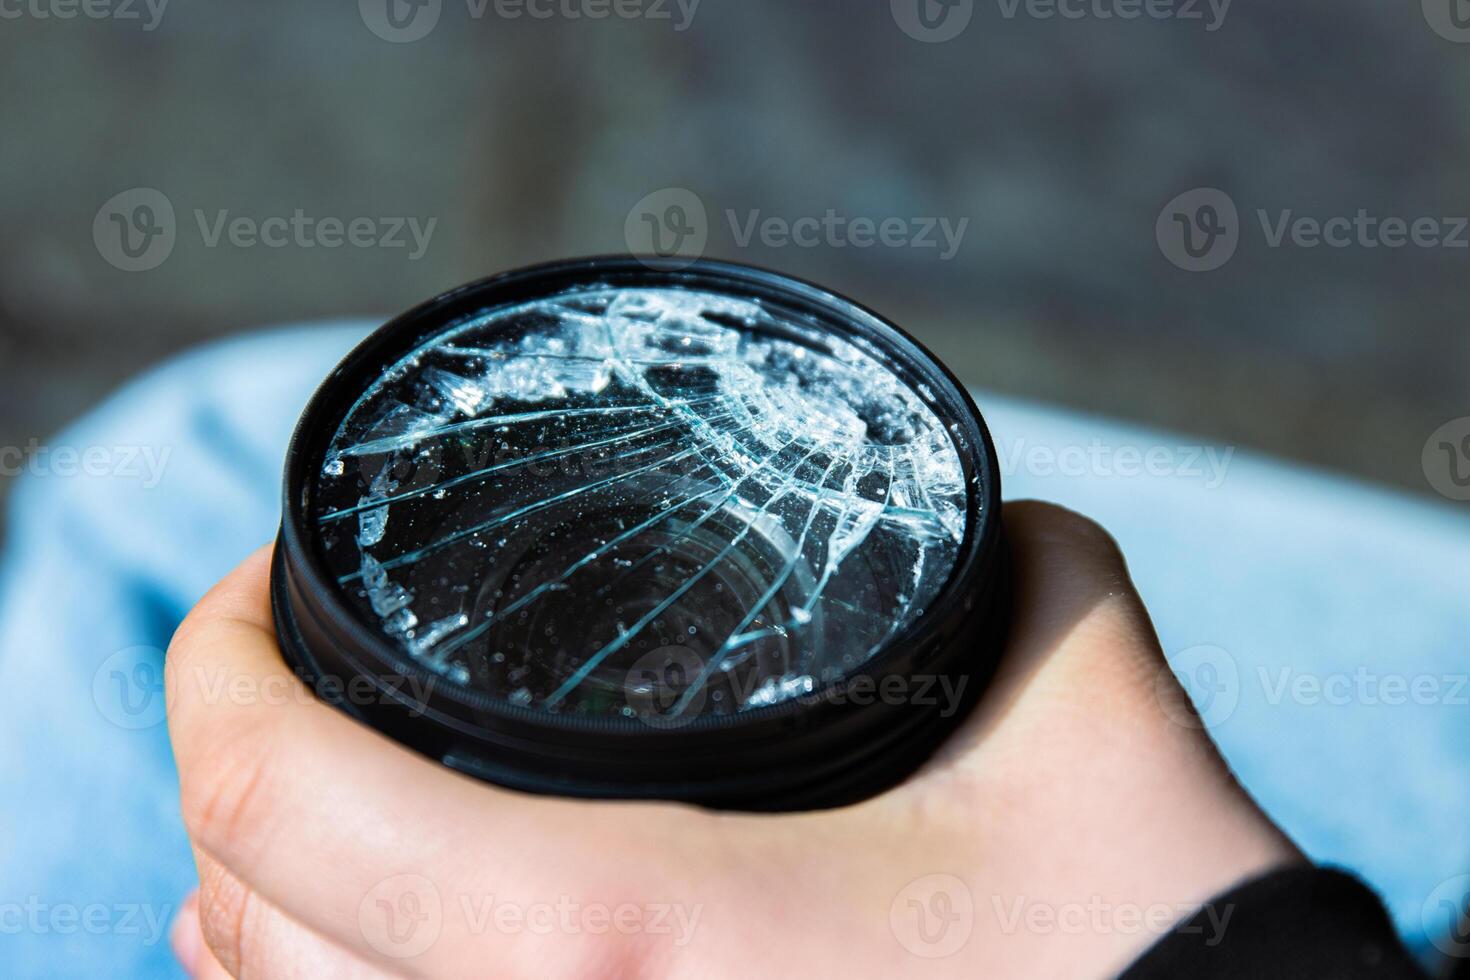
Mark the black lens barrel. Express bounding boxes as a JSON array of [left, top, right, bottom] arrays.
[[271, 257, 1009, 811]]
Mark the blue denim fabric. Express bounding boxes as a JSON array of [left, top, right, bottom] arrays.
[[1, 323, 1465, 976]]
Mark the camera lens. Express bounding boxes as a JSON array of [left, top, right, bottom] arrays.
[[272, 257, 1008, 810]]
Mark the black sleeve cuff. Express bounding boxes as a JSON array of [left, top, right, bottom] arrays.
[[1121, 867, 1427, 979]]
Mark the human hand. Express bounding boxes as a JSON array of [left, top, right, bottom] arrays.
[[165, 501, 1300, 979]]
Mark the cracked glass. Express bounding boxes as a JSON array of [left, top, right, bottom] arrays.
[[311, 286, 970, 721]]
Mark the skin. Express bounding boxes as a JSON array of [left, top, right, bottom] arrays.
[[165, 501, 1302, 979]]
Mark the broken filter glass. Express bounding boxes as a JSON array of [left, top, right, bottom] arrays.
[[309, 284, 970, 722]]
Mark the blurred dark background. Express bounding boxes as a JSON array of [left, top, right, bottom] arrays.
[[2, 0, 1468, 515]]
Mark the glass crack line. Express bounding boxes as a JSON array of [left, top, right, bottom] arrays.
[[313, 285, 970, 717], [421, 481, 728, 666], [319, 407, 735, 523], [589, 431, 812, 599], [668, 445, 860, 715], [330, 396, 724, 460], [541, 440, 834, 709], [418, 433, 800, 665], [442, 347, 735, 370], [714, 456, 889, 661], [338, 439, 714, 584]]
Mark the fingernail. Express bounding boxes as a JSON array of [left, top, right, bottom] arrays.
[[171, 890, 202, 975]]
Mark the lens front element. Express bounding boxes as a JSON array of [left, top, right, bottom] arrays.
[[311, 285, 969, 725]]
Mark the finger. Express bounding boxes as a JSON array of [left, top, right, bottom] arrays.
[[903, 501, 1299, 888], [985, 498, 1166, 725], [173, 891, 249, 980], [165, 547, 739, 977], [171, 892, 210, 978], [905, 498, 1165, 772], [186, 851, 398, 980], [190, 945, 236, 980], [986, 500, 1249, 759]]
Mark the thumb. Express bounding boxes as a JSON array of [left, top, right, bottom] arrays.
[[940, 499, 1195, 756], [910, 499, 1301, 899]]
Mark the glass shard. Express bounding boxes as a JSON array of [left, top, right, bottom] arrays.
[[311, 286, 969, 719]]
